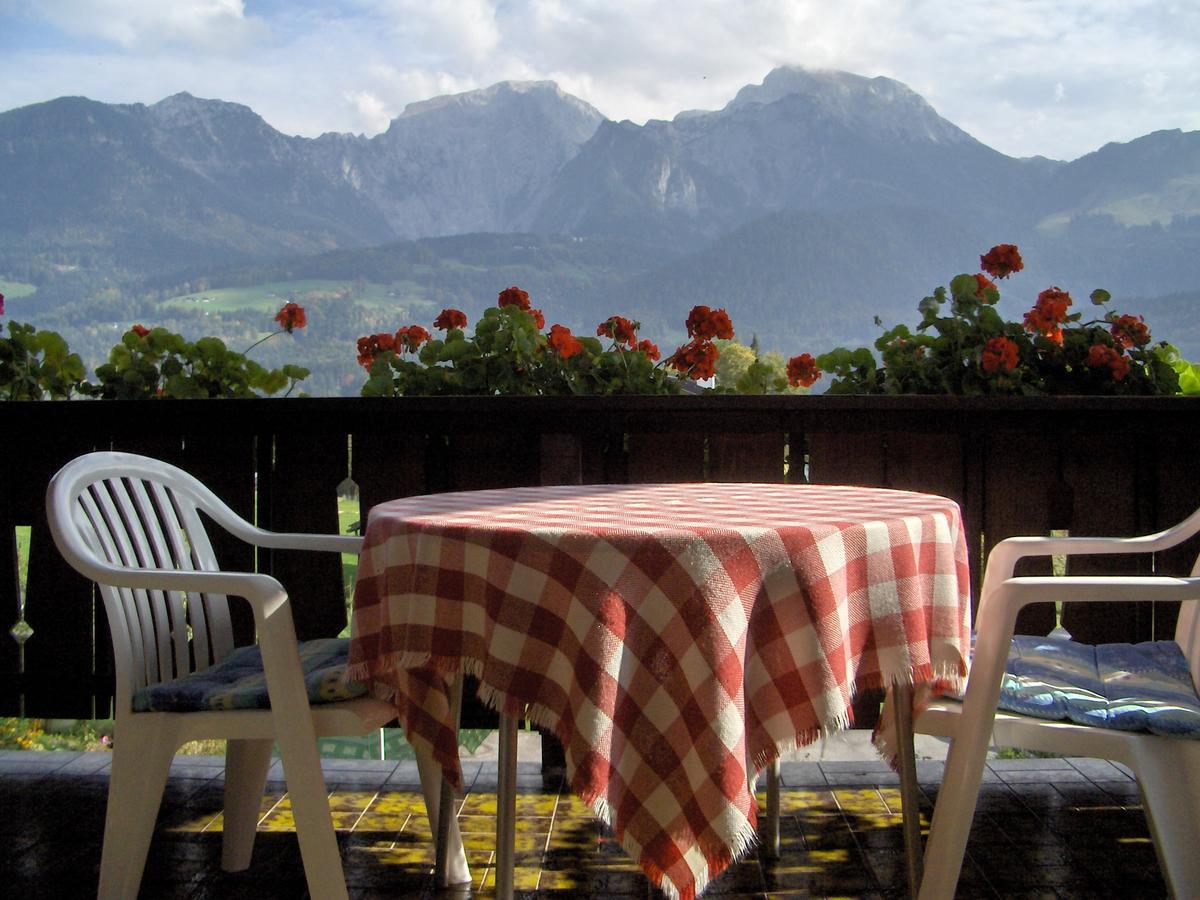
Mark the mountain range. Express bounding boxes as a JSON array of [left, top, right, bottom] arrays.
[[2, 67, 1198, 392]]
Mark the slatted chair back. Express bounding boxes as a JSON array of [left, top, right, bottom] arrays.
[[47, 453, 255, 715], [1169, 513, 1200, 690]]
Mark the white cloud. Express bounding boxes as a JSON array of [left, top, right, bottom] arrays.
[[27, 0, 268, 52], [373, 0, 500, 62], [345, 90, 392, 135]]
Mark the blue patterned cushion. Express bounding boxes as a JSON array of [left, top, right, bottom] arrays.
[[996, 633, 1200, 737], [132, 638, 367, 712]]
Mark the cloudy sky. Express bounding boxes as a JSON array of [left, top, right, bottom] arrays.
[[1, 0, 1197, 161]]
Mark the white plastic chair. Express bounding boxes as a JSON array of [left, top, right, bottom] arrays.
[[45, 450, 434, 900], [914, 508, 1200, 899]]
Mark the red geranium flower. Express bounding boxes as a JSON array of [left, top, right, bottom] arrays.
[[597, 315, 639, 346], [497, 286, 530, 310], [980, 336, 1019, 373], [1085, 344, 1131, 381], [395, 325, 431, 353], [274, 302, 307, 333], [685, 305, 734, 340], [1110, 314, 1151, 349], [547, 324, 583, 358], [786, 353, 822, 388], [635, 338, 660, 361], [531, 308, 545, 330], [1036, 287, 1072, 318], [356, 332, 396, 370], [0, 291, 5, 316], [433, 308, 468, 330], [979, 244, 1024, 279], [1023, 287, 1072, 343], [708, 309, 734, 340], [667, 338, 719, 380], [130, 324, 151, 338], [685, 305, 711, 338], [973, 273, 999, 303]]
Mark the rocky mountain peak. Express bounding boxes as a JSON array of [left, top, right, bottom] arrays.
[[722, 65, 975, 145], [396, 80, 603, 124], [316, 80, 603, 238], [148, 91, 263, 128]]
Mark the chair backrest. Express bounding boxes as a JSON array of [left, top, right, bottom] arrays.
[[46, 451, 259, 715], [1139, 504, 1200, 689], [1174, 549, 1200, 692]]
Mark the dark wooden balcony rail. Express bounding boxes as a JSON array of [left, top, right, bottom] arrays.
[[3, 395, 1200, 725]]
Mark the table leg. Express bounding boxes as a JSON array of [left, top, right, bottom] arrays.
[[894, 681, 924, 898], [496, 711, 518, 900], [430, 670, 470, 887], [763, 757, 781, 859]]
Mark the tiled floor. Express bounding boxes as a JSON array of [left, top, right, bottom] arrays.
[[0, 749, 1166, 898]]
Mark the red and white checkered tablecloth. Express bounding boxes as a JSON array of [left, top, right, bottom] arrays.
[[347, 483, 971, 900]]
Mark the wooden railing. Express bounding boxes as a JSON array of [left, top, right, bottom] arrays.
[[3, 395, 1200, 725]]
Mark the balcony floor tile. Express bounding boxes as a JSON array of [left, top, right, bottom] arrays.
[[0, 750, 1167, 898]]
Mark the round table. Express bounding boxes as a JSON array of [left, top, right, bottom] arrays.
[[348, 482, 971, 900]]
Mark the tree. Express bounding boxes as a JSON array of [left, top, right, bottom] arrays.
[[715, 339, 807, 394], [714, 340, 756, 387]]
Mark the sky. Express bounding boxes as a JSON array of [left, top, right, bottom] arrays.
[[1, 0, 1198, 162]]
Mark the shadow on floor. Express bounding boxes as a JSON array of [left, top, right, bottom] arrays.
[[0, 751, 1166, 898]]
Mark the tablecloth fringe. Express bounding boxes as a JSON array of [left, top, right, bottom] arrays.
[[471, 670, 568, 730], [636, 819, 757, 900], [345, 649, 450, 684], [871, 660, 967, 770], [750, 720, 847, 777], [748, 660, 966, 776]]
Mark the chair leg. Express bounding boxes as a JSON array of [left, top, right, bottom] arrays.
[[1130, 743, 1200, 897], [221, 738, 273, 871], [417, 745, 470, 885], [917, 724, 991, 900], [274, 727, 348, 900], [98, 718, 179, 900], [428, 667, 470, 886], [894, 682, 924, 898]]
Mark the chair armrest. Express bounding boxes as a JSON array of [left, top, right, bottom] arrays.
[[985, 503, 1200, 582], [249, 532, 363, 555], [999, 575, 1200, 611], [93, 563, 312, 688], [987, 534, 1166, 583], [84, 563, 286, 609]]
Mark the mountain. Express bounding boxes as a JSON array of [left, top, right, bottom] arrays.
[[309, 81, 603, 239], [529, 68, 1054, 246], [613, 206, 1001, 350], [3, 66, 1199, 392], [0, 82, 603, 284], [5, 67, 1195, 278], [0, 94, 392, 275], [1035, 129, 1200, 228]]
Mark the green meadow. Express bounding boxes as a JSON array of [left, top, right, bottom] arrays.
[[162, 279, 433, 314]]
